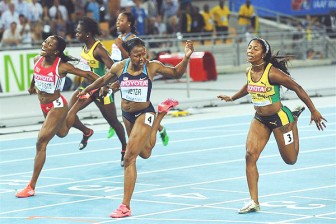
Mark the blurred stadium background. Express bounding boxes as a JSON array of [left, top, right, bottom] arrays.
[[0, 0, 335, 127]]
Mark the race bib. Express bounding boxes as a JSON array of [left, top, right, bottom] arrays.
[[144, 113, 154, 127], [53, 97, 64, 108], [283, 130, 294, 145], [111, 44, 122, 61]]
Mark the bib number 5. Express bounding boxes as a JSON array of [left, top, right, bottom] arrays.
[[53, 97, 64, 108]]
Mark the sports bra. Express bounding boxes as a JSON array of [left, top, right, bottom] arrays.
[[118, 58, 152, 102], [33, 56, 65, 94]]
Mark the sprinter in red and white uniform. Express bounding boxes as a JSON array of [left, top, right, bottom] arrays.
[[15, 35, 99, 198]]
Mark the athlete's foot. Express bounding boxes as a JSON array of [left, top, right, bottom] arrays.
[[159, 126, 169, 146], [120, 150, 125, 167], [16, 183, 35, 198], [158, 98, 179, 113], [78, 129, 94, 150], [110, 204, 131, 218], [292, 106, 305, 119], [107, 127, 115, 139], [238, 199, 260, 214]]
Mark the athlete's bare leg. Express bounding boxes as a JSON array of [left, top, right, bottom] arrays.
[[121, 113, 154, 209], [140, 112, 167, 159], [30, 107, 68, 189], [95, 102, 127, 150], [245, 119, 271, 204]]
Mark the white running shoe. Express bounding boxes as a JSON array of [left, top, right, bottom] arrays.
[[238, 199, 260, 214]]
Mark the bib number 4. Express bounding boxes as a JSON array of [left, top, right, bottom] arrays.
[[144, 113, 154, 127]]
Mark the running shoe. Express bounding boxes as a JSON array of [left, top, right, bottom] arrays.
[[292, 106, 305, 118], [120, 150, 125, 167], [158, 99, 179, 113], [16, 183, 35, 198], [238, 199, 260, 214], [107, 127, 115, 139], [109, 204, 131, 218], [160, 126, 169, 146], [78, 89, 98, 99], [78, 129, 94, 150]]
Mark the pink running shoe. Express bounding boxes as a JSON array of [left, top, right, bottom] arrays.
[[16, 183, 35, 198], [158, 98, 179, 113], [110, 204, 131, 218]]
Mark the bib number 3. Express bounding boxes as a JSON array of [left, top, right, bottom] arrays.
[[283, 130, 293, 145]]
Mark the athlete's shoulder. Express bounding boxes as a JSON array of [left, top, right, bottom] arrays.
[[112, 60, 126, 72], [245, 66, 251, 75], [34, 55, 42, 64]]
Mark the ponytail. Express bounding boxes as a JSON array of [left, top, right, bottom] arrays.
[[53, 35, 79, 63]]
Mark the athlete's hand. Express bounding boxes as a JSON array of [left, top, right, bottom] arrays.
[[310, 110, 327, 131], [217, 95, 233, 102], [77, 89, 89, 99], [114, 37, 123, 48], [28, 86, 37, 95], [99, 86, 109, 98], [109, 81, 120, 93], [184, 40, 194, 59]]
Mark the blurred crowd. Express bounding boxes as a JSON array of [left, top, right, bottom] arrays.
[[0, 0, 260, 48], [0, 0, 335, 49]]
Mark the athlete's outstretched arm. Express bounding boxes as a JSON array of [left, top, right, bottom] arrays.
[[270, 67, 327, 130], [149, 40, 194, 79], [59, 62, 100, 82], [78, 64, 120, 97], [218, 84, 249, 102]]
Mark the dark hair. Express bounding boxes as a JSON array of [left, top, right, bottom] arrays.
[[53, 35, 79, 62], [120, 12, 137, 34], [79, 17, 101, 37], [248, 37, 290, 75], [122, 37, 145, 54]]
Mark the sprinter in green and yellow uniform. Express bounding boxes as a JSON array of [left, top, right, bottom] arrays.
[[67, 17, 127, 167], [218, 37, 327, 214]]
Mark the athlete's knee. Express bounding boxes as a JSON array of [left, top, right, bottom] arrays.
[[36, 138, 48, 152], [56, 132, 66, 138], [140, 146, 152, 159], [245, 147, 259, 164], [108, 117, 121, 127], [284, 157, 297, 165], [123, 148, 138, 167]]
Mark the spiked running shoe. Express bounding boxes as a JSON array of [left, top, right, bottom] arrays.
[[160, 126, 169, 146], [78, 89, 98, 99], [16, 183, 35, 198], [120, 150, 125, 167], [292, 106, 305, 118], [78, 129, 94, 150], [110, 204, 131, 218], [238, 200, 260, 214], [158, 99, 179, 113], [107, 127, 115, 139]]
